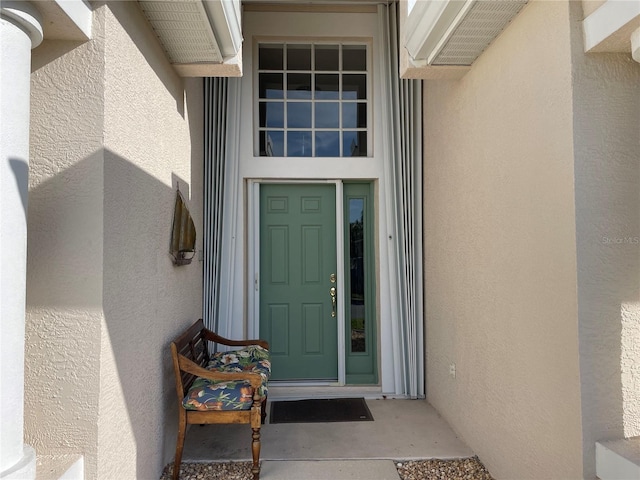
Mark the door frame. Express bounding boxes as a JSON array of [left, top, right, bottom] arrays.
[[220, 6, 404, 394], [248, 179, 347, 385]]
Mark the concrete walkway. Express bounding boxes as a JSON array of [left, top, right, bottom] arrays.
[[260, 460, 402, 479], [181, 398, 473, 470]]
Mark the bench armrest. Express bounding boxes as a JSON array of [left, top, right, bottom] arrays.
[[177, 352, 264, 390]]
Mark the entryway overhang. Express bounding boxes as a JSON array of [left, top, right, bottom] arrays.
[[132, 0, 534, 79], [400, 0, 528, 79], [138, 0, 243, 76]]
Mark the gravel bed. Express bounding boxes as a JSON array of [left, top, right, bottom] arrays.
[[161, 457, 493, 480], [161, 462, 253, 480], [396, 457, 493, 480]]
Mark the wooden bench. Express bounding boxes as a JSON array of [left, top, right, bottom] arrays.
[[170, 319, 270, 480]]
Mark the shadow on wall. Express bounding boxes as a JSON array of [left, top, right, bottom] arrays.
[[8, 158, 29, 216], [32, 40, 87, 72], [572, 46, 640, 478], [102, 150, 202, 478], [25, 149, 203, 479], [572, 44, 640, 475]]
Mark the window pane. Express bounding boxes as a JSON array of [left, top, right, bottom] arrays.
[[260, 131, 284, 157], [356, 131, 367, 156], [259, 102, 284, 128], [256, 42, 369, 158], [315, 131, 340, 157], [315, 44, 339, 71], [342, 103, 367, 129], [342, 103, 356, 128], [315, 74, 339, 100], [259, 44, 283, 70], [315, 102, 339, 128], [287, 44, 311, 70], [342, 74, 366, 100], [259, 73, 283, 99], [357, 104, 367, 128], [287, 73, 311, 99], [343, 45, 367, 71], [343, 131, 367, 157], [288, 131, 312, 157], [349, 197, 365, 352], [287, 102, 311, 128]]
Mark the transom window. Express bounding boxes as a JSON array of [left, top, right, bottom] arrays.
[[256, 42, 370, 157]]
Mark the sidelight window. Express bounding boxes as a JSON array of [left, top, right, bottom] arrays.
[[343, 183, 377, 384]]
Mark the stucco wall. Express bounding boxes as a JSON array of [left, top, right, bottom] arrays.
[[27, 11, 107, 478], [98, 3, 203, 479], [570, 0, 640, 476], [26, 3, 204, 479], [423, 1, 584, 478]]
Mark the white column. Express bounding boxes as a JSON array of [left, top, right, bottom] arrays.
[[632, 27, 640, 63], [0, 2, 42, 479]]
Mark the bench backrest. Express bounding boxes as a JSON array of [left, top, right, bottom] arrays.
[[171, 319, 210, 399]]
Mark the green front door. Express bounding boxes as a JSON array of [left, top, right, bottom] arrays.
[[259, 184, 338, 381]]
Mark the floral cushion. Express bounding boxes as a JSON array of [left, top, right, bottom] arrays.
[[208, 345, 271, 396], [183, 378, 256, 411], [182, 345, 271, 412]]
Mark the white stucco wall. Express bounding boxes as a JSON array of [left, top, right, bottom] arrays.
[[26, 3, 204, 479], [570, 1, 640, 476], [423, 1, 584, 478]]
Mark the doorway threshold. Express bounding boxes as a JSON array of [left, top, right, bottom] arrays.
[[268, 384, 398, 401]]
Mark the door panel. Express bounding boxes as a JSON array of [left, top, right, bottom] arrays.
[[260, 184, 337, 381]]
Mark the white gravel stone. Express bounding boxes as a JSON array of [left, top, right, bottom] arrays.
[[161, 462, 254, 480], [161, 457, 493, 480], [396, 457, 493, 480]]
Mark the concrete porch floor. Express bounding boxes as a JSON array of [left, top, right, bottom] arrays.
[[178, 395, 475, 479]]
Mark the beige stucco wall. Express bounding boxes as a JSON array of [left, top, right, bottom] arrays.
[[26, 2, 204, 479], [570, 0, 640, 475], [98, 3, 203, 478], [27, 11, 107, 477], [423, 1, 584, 478]]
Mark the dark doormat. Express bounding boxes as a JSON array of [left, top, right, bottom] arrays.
[[269, 397, 374, 424]]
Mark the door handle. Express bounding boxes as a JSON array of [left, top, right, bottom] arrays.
[[329, 286, 337, 317]]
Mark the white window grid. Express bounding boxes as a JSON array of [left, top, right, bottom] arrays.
[[255, 41, 371, 158]]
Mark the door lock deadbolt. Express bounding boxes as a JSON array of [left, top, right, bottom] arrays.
[[329, 286, 337, 317]]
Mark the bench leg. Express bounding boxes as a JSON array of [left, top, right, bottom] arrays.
[[173, 411, 187, 480], [261, 396, 267, 424], [251, 427, 261, 480]]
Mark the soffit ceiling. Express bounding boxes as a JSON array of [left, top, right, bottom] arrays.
[[137, 0, 243, 76], [137, 0, 527, 77], [138, 0, 224, 64], [430, 0, 528, 66]]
